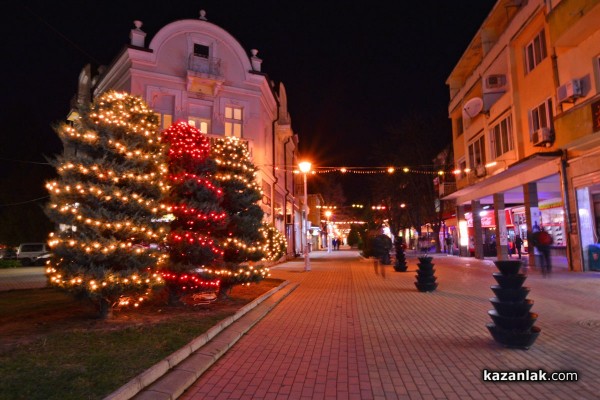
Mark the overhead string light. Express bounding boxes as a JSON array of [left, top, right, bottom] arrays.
[[287, 166, 454, 175]]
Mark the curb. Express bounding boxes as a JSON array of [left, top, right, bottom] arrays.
[[105, 280, 298, 400]]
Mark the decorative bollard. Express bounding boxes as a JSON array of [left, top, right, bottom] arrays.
[[393, 240, 408, 272], [486, 260, 540, 349], [415, 256, 438, 292]]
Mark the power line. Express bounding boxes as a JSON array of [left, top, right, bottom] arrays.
[[19, 4, 102, 65], [0, 157, 51, 166], [0, 196, 49, 207]]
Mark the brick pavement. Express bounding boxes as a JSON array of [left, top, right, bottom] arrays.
[[180, 250, 600, 400]]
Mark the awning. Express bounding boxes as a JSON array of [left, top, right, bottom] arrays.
[[443, 151, 563, 205]]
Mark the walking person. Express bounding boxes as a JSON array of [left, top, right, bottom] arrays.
[[533, 229, 553, 276], [514, 234, 523, 259]]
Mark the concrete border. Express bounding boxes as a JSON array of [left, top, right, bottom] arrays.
[[104, 280, 298, 400]]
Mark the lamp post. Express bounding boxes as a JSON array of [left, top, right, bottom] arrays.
[[298, 161, 311, 271], [325, 210, 332, 253]]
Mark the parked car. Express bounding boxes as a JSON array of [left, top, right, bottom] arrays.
[[16, 243, 50, 266]]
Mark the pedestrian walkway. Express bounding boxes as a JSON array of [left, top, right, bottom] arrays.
[[0, 266, 46, 291], [178, 249, 600, 400]]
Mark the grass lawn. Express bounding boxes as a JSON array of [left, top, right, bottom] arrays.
[[0, 279, 282, 400]]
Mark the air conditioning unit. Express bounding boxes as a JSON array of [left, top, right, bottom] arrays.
[[532, 127, 553, 147], [557, 79, 582, 104], [485, 74, 506, 89]]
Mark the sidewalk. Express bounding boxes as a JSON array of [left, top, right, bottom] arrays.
[[0, 266, 46, 291], [174, 249, 600, 400]]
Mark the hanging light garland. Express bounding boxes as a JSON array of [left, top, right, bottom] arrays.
[[289, 166, 452, 175]]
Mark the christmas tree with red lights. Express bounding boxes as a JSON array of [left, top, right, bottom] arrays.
[[210, 137, 268, 290], [45, 91, 168, 318], [160, 122, 227, 303]]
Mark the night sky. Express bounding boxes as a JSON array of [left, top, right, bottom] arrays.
[[1, 0, 496, 205]]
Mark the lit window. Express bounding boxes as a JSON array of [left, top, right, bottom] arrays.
[[529, 98, 553, 138], [525, 29, 547, 74], [154, 113, 172, 130], [224, 106, 243, 137], [490, 115, 514, 159], [188, 117, 210, 134]]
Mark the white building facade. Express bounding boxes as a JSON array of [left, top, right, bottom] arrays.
[[74, 10, 303, 258]]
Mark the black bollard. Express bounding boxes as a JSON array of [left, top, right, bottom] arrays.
[[486, 260, 540, 349], [415, 256, 438, 292]]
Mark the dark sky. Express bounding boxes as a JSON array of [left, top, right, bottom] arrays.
[[0, 0, 496, 202]]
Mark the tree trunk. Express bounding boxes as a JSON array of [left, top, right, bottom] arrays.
[[98, 298, 113, 319]]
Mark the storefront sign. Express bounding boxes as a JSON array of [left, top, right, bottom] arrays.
[[464, 210, 513, 228]]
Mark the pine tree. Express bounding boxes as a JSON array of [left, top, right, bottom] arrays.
[[210, 137, 268, 290], [45, 91, 167, 318], [160, 122, 226, 302]]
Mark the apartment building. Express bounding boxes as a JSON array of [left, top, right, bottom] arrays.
[[444, 0, 600, 271], [71, 10, 302, 258]]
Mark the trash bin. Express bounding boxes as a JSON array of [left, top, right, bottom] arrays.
[[588, 245, 600, 271]]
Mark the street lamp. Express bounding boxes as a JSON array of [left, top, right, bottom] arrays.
[[325, 210, 332, 253], [298, 161, 312, 271]]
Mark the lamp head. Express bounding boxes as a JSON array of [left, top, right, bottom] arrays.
[[298, 161, 312, 173]]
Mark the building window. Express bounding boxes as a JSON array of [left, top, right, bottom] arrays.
[[154, 113, 172, 130], [525, 29, 547, 74], [468, 134, 486, 168], [188, 117, 210, 134], [490, 115, 514, 159], [456, 159, 467, 180], [455, 116, 463, 137], [529, 98, 553, 137], [193, 44, 209, 58], [225, 106, 243, 137], [596, 55, 600, 92]]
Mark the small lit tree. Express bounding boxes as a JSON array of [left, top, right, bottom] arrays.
[[261, 223, 287, 262], [46, 91, 167, 318]]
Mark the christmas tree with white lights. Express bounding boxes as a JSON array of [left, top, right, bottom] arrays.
[[210, 137, 268, 290], [160, 122, 226, 303], [260, 223, 287, 262], [46, 91, 168, 318]]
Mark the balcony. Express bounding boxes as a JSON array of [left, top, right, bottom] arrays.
[[188, 55, 222, 76], [187, 56, 224, 96], [548, 0, 600, 47]]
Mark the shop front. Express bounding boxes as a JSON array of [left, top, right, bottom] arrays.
[[574, 184, 600, 271], [464, 209, 514, 257]]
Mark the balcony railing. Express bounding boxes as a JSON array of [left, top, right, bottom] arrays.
[[188, 55, 222, 77]]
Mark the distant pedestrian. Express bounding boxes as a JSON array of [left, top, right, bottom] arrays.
[[514, 235, 523, 259], [445, 236, 452, 254]]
